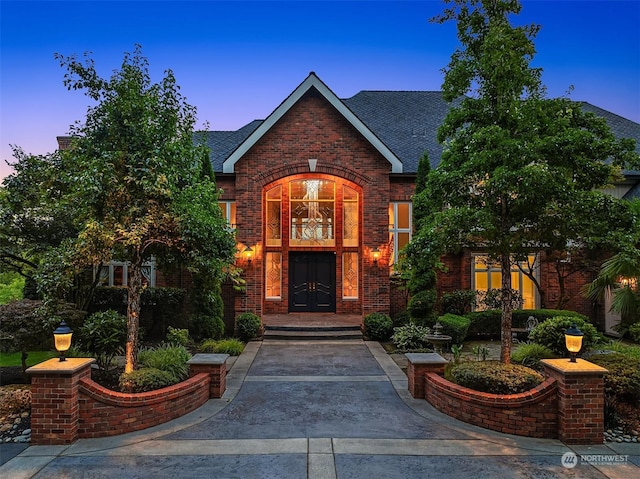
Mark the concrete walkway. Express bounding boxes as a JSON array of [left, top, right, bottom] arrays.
[[1, 340, 638, 478]]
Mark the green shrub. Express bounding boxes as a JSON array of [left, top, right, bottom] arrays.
[[78, 310, 127, 371], [628, 323, 640, 343], [200, 338, 245, 356], [119, 367, 177, 393], [589, 353, 640, 405], [392, 310, 411, 328], [0, 299, 86, 353], [435, 313, 470, 344], [440, 290, 477, 315], [511, 343, 557, 371], [392, 323, 432, 351], [138, 344, 191, 382], [189, 314, 225, 341], [0, 273, 24, 305], [90, 287, 187, 340], [448, 361, 544, 395], [235, 312, 262, 341], [363, 313, 393, 341], [528, 316, 602, 356], [465, 309, 588, 338], [465, 310, 501, 338], [165, 326, 190, 346], [407, 289, 437, 324]]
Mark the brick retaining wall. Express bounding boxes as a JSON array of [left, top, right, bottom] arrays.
[[77, 373, 210, 438], [424, 372, 558, 439]]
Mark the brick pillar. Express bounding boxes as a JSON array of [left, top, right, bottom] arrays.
[[188, 353, 229, 398], [405, 353, 449, 398], [27, 358, 95, 445], [541, 358, 608, 445]]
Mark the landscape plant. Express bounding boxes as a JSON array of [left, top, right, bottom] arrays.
[[119, 367, 177, 393], [235, 312, 262, 341], [36, 46, 236, 373], [199, 338, 244, 356], [165, 326, 190, 347], [77, 309, 127, 371], [419, 0, 639, 363], [528, 316, 602, 356], [363, 312, 394, 341], [510, 343, 557, 371], [447, 360, 544, 395], [137, 343, 191, 382], [392, 323, 432, 351], [189, 313, 225, 342]]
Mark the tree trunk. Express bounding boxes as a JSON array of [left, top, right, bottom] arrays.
[[500, 253, 513, 364], [124, 254, 143, 374]]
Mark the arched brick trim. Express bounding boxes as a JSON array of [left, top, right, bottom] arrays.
[[424, 373, 558, 438], [251, 162, 372, 187]]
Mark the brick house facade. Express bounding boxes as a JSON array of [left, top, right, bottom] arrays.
[[207, 73, 640, 329], [59, 73, 640, 330]]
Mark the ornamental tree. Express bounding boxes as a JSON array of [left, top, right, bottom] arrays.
[[422, 0, 639, 362], [49, 46, 236, 372]]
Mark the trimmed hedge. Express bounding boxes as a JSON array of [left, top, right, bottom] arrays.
[[235, 312, 262, 341], [436, 314, 470, 344], [588, 353, 640, 405], [119, 367, 177, 393], [363, 313, 393, 341], [447, 360, 544, 395], [189, 314, 225, 341], [465, 309, 588, 338], [528, 316, 602, 356]]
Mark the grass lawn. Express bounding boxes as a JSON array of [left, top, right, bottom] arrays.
[[0, 351, 57, 367]]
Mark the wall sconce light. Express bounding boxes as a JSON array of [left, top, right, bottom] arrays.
[[53, 320, 73, 362], [243, 246, 254, 264], [564, 323, 584, 363], [372, 247, 381, 265]]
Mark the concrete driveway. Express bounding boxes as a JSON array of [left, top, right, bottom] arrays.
[[1, 340, 638, 478]]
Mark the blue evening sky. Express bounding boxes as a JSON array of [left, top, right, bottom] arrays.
[[1, 0, 639, 179]]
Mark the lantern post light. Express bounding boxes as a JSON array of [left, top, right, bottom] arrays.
[[243, 246, 254, 264], [53, 320, 73, 362], [564, 323, 584, 363]]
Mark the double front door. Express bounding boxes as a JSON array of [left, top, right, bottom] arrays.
[[289, 252, 336, 312]]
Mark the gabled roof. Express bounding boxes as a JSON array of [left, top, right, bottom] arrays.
[[204, 75, 640, 176], [221, 73, 403, 174]]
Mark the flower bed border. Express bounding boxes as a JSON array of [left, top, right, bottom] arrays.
[[424, 372, 558, 438], [27, 355, 228, 445]]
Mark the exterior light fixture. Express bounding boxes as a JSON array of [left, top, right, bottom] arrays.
[[53, 320, 73, 362], [564, 323, 584, 363], [244, 246, 254, 264], [372, 247, 381, 265]]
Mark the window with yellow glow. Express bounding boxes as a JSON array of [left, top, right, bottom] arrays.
[[290, 180, 335, 246], [388, 202, 412, 272], [218, 201, 236, 230], [265, 252, 282, 299], [266, 186, 282, 247], [342, 252, 358, 299], [343, 185, 358, 247], [472, 255, 537, 309]]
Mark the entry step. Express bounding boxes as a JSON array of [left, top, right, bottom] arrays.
[[263, 325, 363, 340]]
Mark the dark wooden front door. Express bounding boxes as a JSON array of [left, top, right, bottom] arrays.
[[289, 252, 336, 312]]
